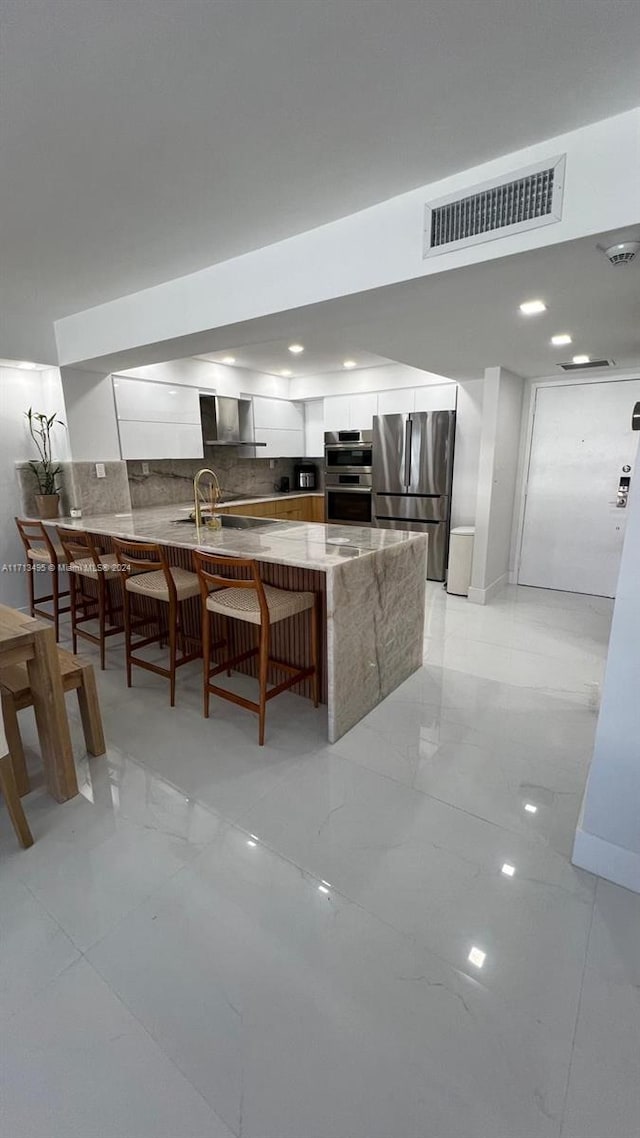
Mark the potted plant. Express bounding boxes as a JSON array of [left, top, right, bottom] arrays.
[[25, 408, 65, 519]]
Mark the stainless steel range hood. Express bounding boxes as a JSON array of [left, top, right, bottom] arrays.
[[200, 394, 265, 447]]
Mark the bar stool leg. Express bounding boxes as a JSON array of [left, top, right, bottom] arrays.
[[310, 598, 319, 709], [258, 621, 270, 746], [69, 574, 79, 655], [223, 615, 232, 676], [169, 597, 177, 708], [27, 563, 35, 618], [52, 565, 60, 642], [202, 606, 211, 718], [123, 588, 133, 689], [1, 692, 30, 796]]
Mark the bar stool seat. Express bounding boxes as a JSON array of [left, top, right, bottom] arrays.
[[207, 584, 314, 624], [26, 544, 64, 564], [68, 552, 120, 576], [127, 567, 200, 602], [113, 539, 202, 707], [193, 551, 319, 746], [15, 517, 70, 642], [57, 528, 124, 670]]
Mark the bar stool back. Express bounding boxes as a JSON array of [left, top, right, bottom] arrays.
[[193, 551, 319, 745], [57, 527, 123, 669], [112, 538, 201, 706], [15, 517, 70, 641]]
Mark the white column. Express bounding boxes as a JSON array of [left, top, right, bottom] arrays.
[[573, 475, 640, 893], [468, 366, 524, 604]]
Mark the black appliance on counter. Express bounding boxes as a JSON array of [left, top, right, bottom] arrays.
[[293, 462, 318, 491], [324, 430, 373, 526]]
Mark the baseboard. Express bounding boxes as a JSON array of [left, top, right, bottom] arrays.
[[572, 825, 640, 895], [467, 573, 508, 606]]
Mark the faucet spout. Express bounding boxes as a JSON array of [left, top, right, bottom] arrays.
[[193, 467, 221, 528]]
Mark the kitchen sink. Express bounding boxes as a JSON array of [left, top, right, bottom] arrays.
[[172, 514, 280, 530]]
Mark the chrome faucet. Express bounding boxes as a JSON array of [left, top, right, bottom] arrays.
[[193, 467, 221, 528]]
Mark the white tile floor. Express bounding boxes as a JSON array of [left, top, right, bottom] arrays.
[[1, 583, 639, 1137]]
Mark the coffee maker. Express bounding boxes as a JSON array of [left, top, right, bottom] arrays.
[[293, 462, 317, 491]]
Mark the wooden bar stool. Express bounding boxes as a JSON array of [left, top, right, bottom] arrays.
[[57, 527, 124, 670], [0, 719, 33, 848], [0, 646, 106, 796], [193, 551, 319, 746], [15, 517, 70, 642], [112, 539, 201, 707]]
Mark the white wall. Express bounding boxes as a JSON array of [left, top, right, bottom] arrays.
[[469, 367, 524, 603], [0, 366, 68, 608], [572, 476, 640, 893], [451, 379, 484, 527], [60, 367, 121, 461], [55, 109, 640, 367]]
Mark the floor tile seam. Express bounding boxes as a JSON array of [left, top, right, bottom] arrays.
[[80, 952, 240, 1137], [324, 745, 587, 874], [0, 924, 83, 1031], [210, 812, 589, 1039], [558, 882, 598, 1137]]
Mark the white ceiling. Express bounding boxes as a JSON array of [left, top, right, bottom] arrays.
[[2, 0, 640, 362], [142, 229, 639, 384], [196, 344, 392, 379]]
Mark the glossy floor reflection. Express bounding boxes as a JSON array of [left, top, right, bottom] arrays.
[[1, 583, 639, 1137]]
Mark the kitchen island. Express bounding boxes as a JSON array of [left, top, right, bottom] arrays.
[[50, 505, 427, 741]]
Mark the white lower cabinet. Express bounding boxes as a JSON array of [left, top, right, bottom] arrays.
[[118, 420, 204, 460]]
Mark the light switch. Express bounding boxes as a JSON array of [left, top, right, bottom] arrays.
[[95, 463, 106, 479]]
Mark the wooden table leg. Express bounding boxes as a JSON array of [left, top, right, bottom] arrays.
[[26, 624, 78, 803]]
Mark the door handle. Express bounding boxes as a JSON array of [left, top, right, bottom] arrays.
[[403, 419, 412, 487]]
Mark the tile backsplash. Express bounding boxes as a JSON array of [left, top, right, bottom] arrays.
[[127, 454, 321, 508]]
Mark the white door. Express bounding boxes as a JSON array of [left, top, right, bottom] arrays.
[[519, 379, 640, 597]]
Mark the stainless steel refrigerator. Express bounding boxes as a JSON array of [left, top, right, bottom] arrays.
[[373, 410, 456, 581]]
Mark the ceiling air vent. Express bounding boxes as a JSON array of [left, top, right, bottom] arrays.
[[559, 359, 613, 371], [424, 155, 566, 257]]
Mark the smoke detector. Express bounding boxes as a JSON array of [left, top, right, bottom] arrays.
[[601, 241, 640, 266]]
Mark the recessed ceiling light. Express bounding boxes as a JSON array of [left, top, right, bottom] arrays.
[[222, 355, 236, 365], [288, 344, 305, 355], [246, 839, 257, 848], [343, 359, 357, 369], [280, 368, 292, 377], [318, 884, 330, 895], [501, 863, 516, 877], [551, 334, 572, 347], [168, 389, 177, 395], [572, 354, 590, 365], [468, 946, 486, 969], [519, 299, 547, 316], [524, 803, 538, 814]]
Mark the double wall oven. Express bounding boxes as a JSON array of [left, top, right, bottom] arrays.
[[324, 430, 373, 526]]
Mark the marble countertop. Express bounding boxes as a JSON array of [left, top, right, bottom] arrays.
[[49, 503, 424, 573]]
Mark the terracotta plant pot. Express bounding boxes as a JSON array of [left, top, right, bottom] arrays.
[[34, 493, 60, 519]]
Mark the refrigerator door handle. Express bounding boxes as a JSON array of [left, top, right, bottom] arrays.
[[403, 419, 412, 487]]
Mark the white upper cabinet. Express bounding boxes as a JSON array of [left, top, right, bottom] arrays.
[[254, 428, 304, 458], [118, 421, 203, 460], [349, 392, 378, 430], [304, 401, 324, 457], [377, 388, 415, 416], [323, 392, 378, 432], [113, 376, 201, 424], [113, 376, 204, 459], [413, 383, 457, 412], [252, 396, 304, 431]]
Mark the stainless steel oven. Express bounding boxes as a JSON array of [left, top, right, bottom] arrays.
[[325, 472, 372, 526], [324, 430, 373, 473]]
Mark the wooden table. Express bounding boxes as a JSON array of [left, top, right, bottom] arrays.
[[0, 604, 77, 802]]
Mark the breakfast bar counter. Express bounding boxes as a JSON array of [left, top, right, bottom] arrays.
[[49, 506, 428, 741]]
